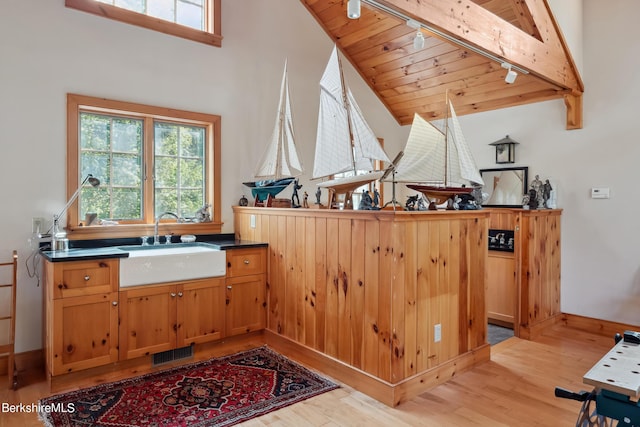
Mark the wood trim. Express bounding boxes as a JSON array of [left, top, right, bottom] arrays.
[[65, 93, 223, 239], [265, 329, 490, 407], [0, 349, 44, 376], [518, 313, 561, 340], [65, 0, 222, 47], [560, 313, 640, 339]]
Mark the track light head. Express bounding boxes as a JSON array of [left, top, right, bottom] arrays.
[[413, 31, 425, 50], [347, 0, 361, 19], [501, 62, 518, 84]]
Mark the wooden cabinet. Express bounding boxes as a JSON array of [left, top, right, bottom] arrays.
[[487, 252, 516, 326], [486, 209, 562, 339], [44, 259, 119, 376], [119, 278, 225, 360], [225, 248, 266, 336]]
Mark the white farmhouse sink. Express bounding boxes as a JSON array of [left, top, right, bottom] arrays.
[[119, 244, 226, 287]]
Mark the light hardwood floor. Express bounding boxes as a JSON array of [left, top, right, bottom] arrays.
[[0, 324, 614, 426]]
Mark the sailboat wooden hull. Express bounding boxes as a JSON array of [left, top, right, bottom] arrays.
[[407, 184, 473, 205]]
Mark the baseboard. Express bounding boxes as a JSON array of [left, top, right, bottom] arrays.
[[0, 349, 43, 375], [519, 314, 561, 340], [560, 313, 640, 338], [264, 329, 490, 407]]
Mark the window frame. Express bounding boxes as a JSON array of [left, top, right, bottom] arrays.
[[65, 0, 222, 47], [66, 93, 222, 239]]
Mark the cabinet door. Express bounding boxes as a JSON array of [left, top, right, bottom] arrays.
[[177, 278, 225, 346], [226, 274, 266, 336], [487, 254, 516, 326], [119, 285, 177, 360], [52, 292, 118, 375]]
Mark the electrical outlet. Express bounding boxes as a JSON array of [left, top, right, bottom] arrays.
[[434, 324, 441, 342], [32, 217, 45, 234]]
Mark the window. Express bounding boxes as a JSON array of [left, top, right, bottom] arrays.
[[65, 0, 221, 47], [67, 94, 221, 238]]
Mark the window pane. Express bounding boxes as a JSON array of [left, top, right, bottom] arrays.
[[112, 188, 142, 219], [115, 0, 145, 13], [80, 112, 143, 222], [177, 0, 203, 30], [112, 119, 142, 153], [154, 121, 205, 219], [80, 113, 110, 151], [148, 0, 174, 22]]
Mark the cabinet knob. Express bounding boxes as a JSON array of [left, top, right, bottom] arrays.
[[170, 292, 177, 297], [244, 260, 250, 264], [178, 292, 183, 297], [84, 275, 90, 281], [227, 286, 232, 290], [112, 301, 118, 306]]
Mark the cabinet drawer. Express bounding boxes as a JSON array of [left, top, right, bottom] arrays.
[[226, 248, 266, 277], [52, 259, 118, 299]]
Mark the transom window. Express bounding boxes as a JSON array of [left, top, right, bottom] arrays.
[[67, 94, 221, 238], [65, 0, 221, 47]]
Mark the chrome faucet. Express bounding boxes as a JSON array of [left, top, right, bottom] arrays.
[[154, 211, 180, 245]]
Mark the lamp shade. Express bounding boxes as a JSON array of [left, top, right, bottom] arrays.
[[489, 135, 519, 164]]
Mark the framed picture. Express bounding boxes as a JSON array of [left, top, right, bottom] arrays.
[[480, 166, 528, 208]]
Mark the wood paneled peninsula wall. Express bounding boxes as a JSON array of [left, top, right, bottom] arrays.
[[233, 206, 490, 406]]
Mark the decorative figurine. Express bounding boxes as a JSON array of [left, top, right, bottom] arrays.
[[358, 189, 374, 210], [372, 187, 380, 208], [239, 195, 248, 206], [530, 174, 544, 209], [303, 191, 309, 208], [291, 179, 303, 208], [405, 194, 419, 210], [543, 179, 553, 208], [195, 204, 211, 222]]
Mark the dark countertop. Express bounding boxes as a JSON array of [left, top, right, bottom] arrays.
[[41, 233, 267, 262]]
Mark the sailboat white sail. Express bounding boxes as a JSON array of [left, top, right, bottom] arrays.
[[313, 45, 390, 191], [393, 100, 483, 205], [243, 61, 303, 201]]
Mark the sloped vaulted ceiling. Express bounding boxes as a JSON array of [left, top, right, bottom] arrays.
[[301, 0, 584, 129]]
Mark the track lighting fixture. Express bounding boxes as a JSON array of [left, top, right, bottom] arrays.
[[413, 30, 425, 50], [501, 62, 518, 84], [347, 0, 361, 19], [406, 19, 424, 50]]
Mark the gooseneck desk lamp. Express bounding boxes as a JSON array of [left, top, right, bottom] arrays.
[[49, 174, 100, 252]]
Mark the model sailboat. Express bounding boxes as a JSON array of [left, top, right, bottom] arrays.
[[243, 60, 303, 204], [393, 97, 484, 206], [313, 45, 390, 208]]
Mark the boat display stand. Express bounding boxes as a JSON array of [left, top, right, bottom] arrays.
[[254, 194, 274, 207], [555, 331, 640, 426]]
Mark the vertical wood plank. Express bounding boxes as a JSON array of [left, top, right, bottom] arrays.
[[404, 220, 417, 378], [295, 216, 306, 343], [325, 218, 339, 358], [337, 218, 352, 363], [284, 216, 296, 340], [378, 219, 393, 382], [391, 221, 406, 383], [351, 218, 366, 369], [315, 217, 327, 352], [416, 220, 430, 372], [363, 220, 380, 376], [304, 216, 317, 348]]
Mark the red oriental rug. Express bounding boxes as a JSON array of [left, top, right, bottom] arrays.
[[38, 346, 338, 426]]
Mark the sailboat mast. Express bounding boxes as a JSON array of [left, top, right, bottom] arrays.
[[337, 50, 357, 173], [444, 90, 450, 187]]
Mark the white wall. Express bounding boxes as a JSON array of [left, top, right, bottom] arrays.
[[2, 0, 637, 353]]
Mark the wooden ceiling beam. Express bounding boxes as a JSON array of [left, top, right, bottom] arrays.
[[371, 0, 579, 91]]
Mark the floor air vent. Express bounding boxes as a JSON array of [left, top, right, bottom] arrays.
[[152, 345, 194, 367]]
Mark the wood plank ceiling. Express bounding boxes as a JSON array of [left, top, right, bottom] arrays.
[[301, 0, 584, 129]]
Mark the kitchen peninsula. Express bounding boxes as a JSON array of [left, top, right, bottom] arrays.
[[233, 206, 490, 407]]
